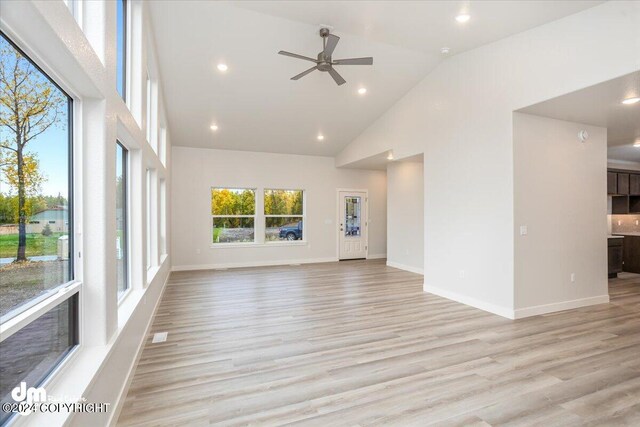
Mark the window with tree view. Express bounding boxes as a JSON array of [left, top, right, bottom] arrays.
[[0, 32, 77, 424], [265, 189, 304, 242], [211, 188, 255, 244]]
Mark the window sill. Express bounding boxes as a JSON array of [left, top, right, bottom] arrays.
[[117, 287, 133, 306], [146, 265, 160, 285], [210, 241, 308, 249]]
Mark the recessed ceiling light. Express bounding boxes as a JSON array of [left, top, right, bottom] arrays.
[[358, 87, 367, 95], [210, 124, 219, 131], [317, 134, 324, 141], [217, 63, 228, 72], [387, 152, 394, 161], [456, 13, 470, 23], [622, 97, 640, 105], [441, 47, 450, 54]]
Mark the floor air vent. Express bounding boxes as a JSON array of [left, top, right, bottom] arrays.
[[152, 332, 168, 343]]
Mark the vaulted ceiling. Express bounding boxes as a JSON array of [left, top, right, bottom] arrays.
[[149, 1, 603, 156]]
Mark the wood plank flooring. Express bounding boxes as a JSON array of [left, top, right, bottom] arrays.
[[118, 260, 640, 426]]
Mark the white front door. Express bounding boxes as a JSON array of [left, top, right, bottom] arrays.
[[339, 191, 368, 260]]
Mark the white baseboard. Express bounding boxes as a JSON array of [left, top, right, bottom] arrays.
[[107, 274, 170, 427], [367, 253, 387, 260], [172, 257, 339, 272], [513, 294, 610, 319], [423, 282, 515, 319], [387, 260, 424, 275]]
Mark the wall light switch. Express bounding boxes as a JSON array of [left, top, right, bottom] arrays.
[[520, 225, 528, 236], [570, 273, 576, 283]]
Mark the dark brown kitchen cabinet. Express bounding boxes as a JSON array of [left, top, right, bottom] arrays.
[[623, 236, 640, 274], [608, 172, 618, 194], [617, 173, 630, 195], [612, 196, 629, 214], [608, 237, 623, 278], [630, 174, 640, 196]]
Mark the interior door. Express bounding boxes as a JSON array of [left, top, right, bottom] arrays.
[[339, 191, 367, 260]]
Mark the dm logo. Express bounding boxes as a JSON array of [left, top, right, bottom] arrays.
[[11, 382, 47, 415]]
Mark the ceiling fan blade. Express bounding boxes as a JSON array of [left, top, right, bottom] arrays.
[[291, 66, 318, 80], [278, 51, 319, 63], [333, 57, 373, 65], [323, 34, 340, 57], [328, 67, 346, 86]]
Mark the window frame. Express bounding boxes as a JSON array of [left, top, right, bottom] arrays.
[[0, 31, 76, 321], [116, 140, 129, 300], [0, 31, 79, 423], [264, 188, 306, 243], [211, 187, 257, 245]]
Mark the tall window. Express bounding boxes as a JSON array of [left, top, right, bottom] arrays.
[[264, 189, 304, 241], [116, 0, 127, 99], [211, 188, 255, 244], [0, 32, 77, 425], [145, 72, 151, 143], [146, 169, 152, 270], [116, 141, 128, 296], [159, 179, 166, 257]]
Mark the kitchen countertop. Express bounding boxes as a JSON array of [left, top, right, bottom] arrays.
[[608, 235, 625, 239], [613, 232, 640, 237]]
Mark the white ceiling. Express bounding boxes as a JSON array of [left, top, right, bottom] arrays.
[[236, 1, 603, 55], [149, 1, 603, 156], [519, 71, 640, 163]]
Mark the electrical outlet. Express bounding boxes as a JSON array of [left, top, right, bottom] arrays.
[[459, 270, 465, 279], [196, 248, 201, 254], [520, 225, 528, 236]]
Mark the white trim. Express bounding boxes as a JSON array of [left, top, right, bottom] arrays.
[[513, 295, 610, 319], [172, 257, 338, 272], [387, 260, 423, 274], [0, 281, 81, 342], [106, 273, 169, 427], [210, 241, 308, 249], [368, 253, 387, 260], [423, 282, 515, 319]]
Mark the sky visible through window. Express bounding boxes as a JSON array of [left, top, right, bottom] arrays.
[[0, 35, 69, 199], [116, 0, 125, 99]]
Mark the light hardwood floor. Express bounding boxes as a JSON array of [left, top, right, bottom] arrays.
[[118, 260, 640, 426]]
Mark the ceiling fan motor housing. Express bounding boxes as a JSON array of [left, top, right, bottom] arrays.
[[317, 52, 332, 71]]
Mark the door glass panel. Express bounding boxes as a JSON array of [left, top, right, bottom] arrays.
[[344, 196, 361, 237]]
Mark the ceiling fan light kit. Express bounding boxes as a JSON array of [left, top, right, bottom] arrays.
[[278, 28, 373, 86]]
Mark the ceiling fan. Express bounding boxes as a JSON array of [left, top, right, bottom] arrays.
[[278, 28, 373, 86]]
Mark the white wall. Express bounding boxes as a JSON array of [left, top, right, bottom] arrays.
[[171, 147, 386, 270], [387, 159, 424, 274], [0, 1, 171, 426], [513, 113, 608, 317], [608, 160, 640, 172], [336, 1, 640, 318]]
